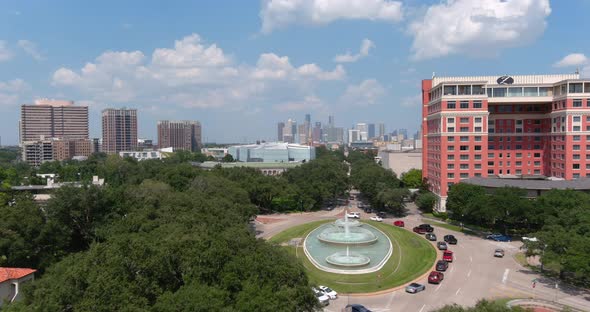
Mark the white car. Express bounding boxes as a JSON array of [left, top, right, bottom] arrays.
[[318, 285, 338, 299], [346, 212, 361, 219], [312, 287, 330, 306], [369, 216, 383, 222]]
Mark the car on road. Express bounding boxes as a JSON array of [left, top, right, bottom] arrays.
[[442, 250, 453, 262], [436, 260, 449, 272], [491, 235, 512, 242], [369, 216, 383, 222], [318, 285, 338, 299], [405, 282, 426, 294], [425, 233, 437, 241], [345, 304, 372, 312], [494, 249, 505, 258], [312, 287, 330, 306], [418, 224, 434, 233], [486, 233, 503, 240], [393, 220, 405, 227], [376, 211, 386, 218], [347, 212, 361, 219], [444, 234, 458, 244], [413, 226, 427, 234], [428, 271, 444, 284], [437, 241, 448, 250]]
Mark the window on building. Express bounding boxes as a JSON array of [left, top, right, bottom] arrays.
[[460, 127, 469, 132], [488, 169, 495, 174], [460, 164, 469, 170], [448, 117, 455, 123], [508, 87, 523, 97], [574, 145, 581, 151], [474, 164, 481, 169], [573, 154, 581, 160], [488, 161, 494, 166], [474, 145, 482, 151], [573, 116, 581, 122], [573, 164, 580, 170], [458, 85, 471, 95], [448, 145, 455, 151], [493, 88, 507, 97], [447, 101, 456, 109], [573, 135, 581, 141], [515, 145, 522, 150], [460, 136, 469, 142], [448, 136, 455, 142], [473, 101, 482, 108], [474, 126, 482, 132], [534, 153, 541, 158], [447, 127, 455, 132], [460, 117, 469, 123], [516, 161, 522, 166], [447, 155, 455, 160], [475, 136, 482, 142], [460, 155, 469, 160], [573, 99, 583, 107], [534, 161, 541, 166], [447, 173, 455, 178], [447, 164, 455, 169], [524, 87, 538, 96], [534, 170, 541, 175], [516, 153, 522, 158], [444, 86, 457, 95], [460, 145, 468, 151], [460, 101, 469, 109], [474, 154, 482, 160], [488, 153, 494, 158], [569, 83, 583, 93], [460, 173, 469, 178]]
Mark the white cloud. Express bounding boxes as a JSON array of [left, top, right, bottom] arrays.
[[400, 94, 421, 107], [51, 33, 345, 111], [260, 0, 403, 33], [0, 79, 30, 107], [334, 39, 375, 63], [340, 79, 385, 106], [274, 95, 325, 112], [409, 0, 551, 60], [17, 40, 44, 60], [0, 41, 13, 61], [554, 53, 588, 68]]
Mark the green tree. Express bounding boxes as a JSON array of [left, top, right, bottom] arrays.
[[401, 169, 423, 188], [377, 188, 410, 216], [415, 191, 437, 212]]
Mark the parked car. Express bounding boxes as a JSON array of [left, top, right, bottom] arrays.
[[428, 271, 444, 284], [425, 233, 437, 241], [418, 224, 434, 232], [413, 226, 427, 234], [492, 235, 512, 242], [437, 241, 448, 250], [393, 220, 405, 227], [318, 285, 338, 299], [442, 250, 454, 262], [345, 304, 372, 312], [349, 195, 355, 200], [347, 212, 361, 219], [486, 233, 503, 240], [376, 211, 386, 218], [405, 283, 426, 294], [436, 260, 449, 272], [494, 249, 505, 258], [312, 287, 330, 306], [444, 234, 458, 244]]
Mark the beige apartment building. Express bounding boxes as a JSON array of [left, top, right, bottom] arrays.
[[102, 108, 138, 154]]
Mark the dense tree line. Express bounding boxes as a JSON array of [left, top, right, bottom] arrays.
[[348, 151, 409, 216], [0, 151, 346, 310], [432, 300, 526, 312], [446, 183, 590, 285]]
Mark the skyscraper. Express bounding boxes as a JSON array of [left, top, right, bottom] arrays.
[[305, 114, 311, 124], [282, 119, 296, 143], [348, 129, 360, 144], [102, 108, 138, 154], [158, 120, 202, 152], [277, 122, 285, 141], [355, 123, 368, 141], [328, 115, 334, 127], [378, 123, 386, 138], [312, 122, 322, 143], [368, 123, 375, 140], [20, 99, 88, 143]]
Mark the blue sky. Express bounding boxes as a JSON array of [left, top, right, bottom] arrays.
[[1, 0, 589, 144]]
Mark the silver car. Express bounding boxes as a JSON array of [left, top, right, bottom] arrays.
[[405, 283, 426, 293]]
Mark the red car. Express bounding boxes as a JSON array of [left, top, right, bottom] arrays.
[[442, 250, 453, 262], [413, 226, 427, 234], [393, 220, 405, 227], [428, 271, 444, 284]]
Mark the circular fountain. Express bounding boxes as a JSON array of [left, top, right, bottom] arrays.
[[303, 211, 393, 274]]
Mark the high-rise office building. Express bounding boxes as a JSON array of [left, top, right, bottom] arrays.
[[298, 124, 309, 145], [20, 99, 88, 143], [355, 123, 368, 141], [378, 123, 386, 139], [282, 119, 296, 143], [102, 108, 138, 154], [422, 73, 586, 211], [348, 129, 360, 144], [312, 122, 322, 143], [157, 120, 201, 152], [399, 128, 408, 140], [368, 123, 376, 140], [305, 114, 311, 124], [277, 122, 285, 141], [328, 115, 334, 127]]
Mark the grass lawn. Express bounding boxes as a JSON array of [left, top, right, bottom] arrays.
[[270, 220, 437, 293]]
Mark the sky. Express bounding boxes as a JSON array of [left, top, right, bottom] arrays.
[[1, 0, 590, 144]]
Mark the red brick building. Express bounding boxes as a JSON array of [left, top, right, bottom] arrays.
[[421, 74, 590, 211]]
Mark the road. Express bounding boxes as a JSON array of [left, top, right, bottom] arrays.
[[255, 197, 590, 312]]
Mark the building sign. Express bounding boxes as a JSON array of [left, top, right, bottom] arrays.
[[497, 76, 515, 85]]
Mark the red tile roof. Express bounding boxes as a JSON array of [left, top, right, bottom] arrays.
[[0, 267, 36, 283]]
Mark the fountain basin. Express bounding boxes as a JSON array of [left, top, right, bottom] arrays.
[[326, 251, 371, 267], [317, 226, 377, 245]]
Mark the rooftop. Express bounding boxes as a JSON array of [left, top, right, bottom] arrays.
[[0, 268, 36, 283], [229, 142, 312, 150], [463, 176, 590, 190], [192, 161, 303, 169], [432, 74, 580, 87]]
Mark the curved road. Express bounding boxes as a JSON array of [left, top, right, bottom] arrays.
[[255, 198, 590, 312]]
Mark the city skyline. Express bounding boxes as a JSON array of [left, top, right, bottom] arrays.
[[1, 1, 589, 144]]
